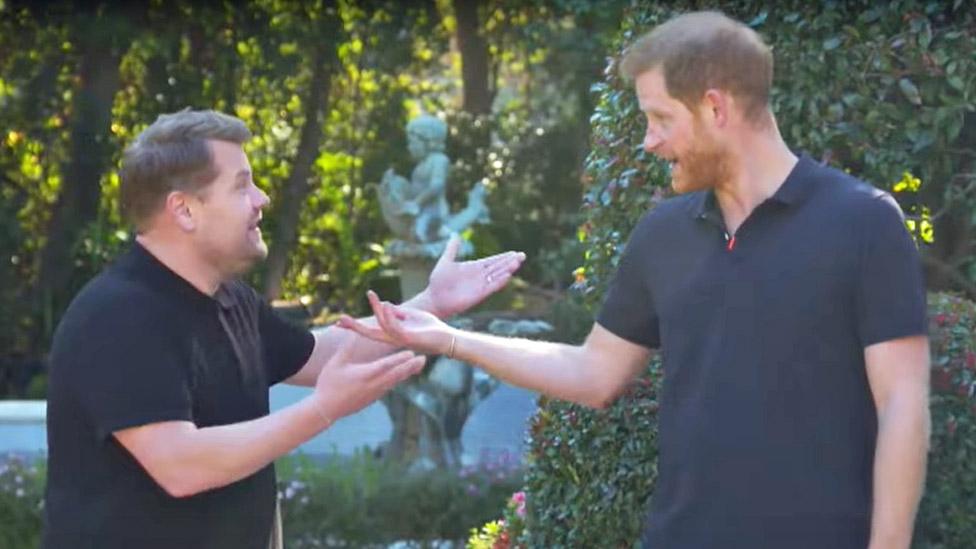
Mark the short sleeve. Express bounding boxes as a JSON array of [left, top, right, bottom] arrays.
[[259, 300, 315, 385], [596, 223, 660, 348], [65, 311, 193, 441], [856, 193, 928, 347]]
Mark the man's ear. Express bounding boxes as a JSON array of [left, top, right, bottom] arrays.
[[165, 190, 196, 232], [701, 88, 731, 128]]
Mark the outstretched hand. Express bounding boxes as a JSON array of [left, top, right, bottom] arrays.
[[312, 336, 426, 421], [422, 235, 525, 318], [338, 290, 454, 357]]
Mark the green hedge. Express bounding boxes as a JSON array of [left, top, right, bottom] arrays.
[[517, 2, 976, 548]]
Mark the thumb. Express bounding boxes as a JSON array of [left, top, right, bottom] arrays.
[[435, 234, 461, 268]]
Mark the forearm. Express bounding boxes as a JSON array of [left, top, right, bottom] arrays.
[[452, 330, 613, 408], [156, 397, 329, 497], [869, 392, 930, 549]]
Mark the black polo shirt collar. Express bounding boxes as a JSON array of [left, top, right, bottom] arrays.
[[125, 241, 236, 312], [691, 154, 820, 221]]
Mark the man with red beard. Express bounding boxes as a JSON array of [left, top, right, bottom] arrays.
[[43, 109, 525, 549], [339, 11, 931, 549]]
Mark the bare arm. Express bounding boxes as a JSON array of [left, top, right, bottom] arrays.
[[451, 323, 652, 408], [115, 346, 425, 498], [285, 237, 525, 387], [865, 334, 930, 549], [114, 399, 328, 498], [338, 293, 654, 409]]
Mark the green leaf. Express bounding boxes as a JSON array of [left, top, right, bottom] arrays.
[[748, 11, 768, 28], [823, 37, 842, 50], [899, 78, 923, 106]]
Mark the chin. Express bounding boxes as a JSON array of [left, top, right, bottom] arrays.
[[670, 177, 693, 195]]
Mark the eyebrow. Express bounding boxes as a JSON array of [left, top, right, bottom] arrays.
[[235, 170, 252, 185]]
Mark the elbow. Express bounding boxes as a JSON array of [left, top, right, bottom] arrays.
[[157, 473, 203, 499], [149, 466, 212, 499], [581, 382, 625, 410]]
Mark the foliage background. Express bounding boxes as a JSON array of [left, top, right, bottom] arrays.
[[0, 0, 626, 397]]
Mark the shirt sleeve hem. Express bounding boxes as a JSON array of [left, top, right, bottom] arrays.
[[595, 317, 658, 349], [96, 409, 194, 442], [860, 322, 929, 349], [271, 330, 316, 386]]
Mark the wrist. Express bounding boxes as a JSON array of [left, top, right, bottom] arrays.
[[868, 531, 912, 549], [307, 396, 336, 429], [443, 328, 463, 360], [407, 288, 447, 319]]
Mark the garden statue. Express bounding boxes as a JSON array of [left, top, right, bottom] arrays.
[[378, 114, 490, 298], [376, 115, 549, 471]]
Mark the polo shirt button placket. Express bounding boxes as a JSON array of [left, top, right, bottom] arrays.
[[724, 231, 737, 252]]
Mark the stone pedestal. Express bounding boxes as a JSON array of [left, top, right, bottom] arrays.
[[397, 257, 434, 301]]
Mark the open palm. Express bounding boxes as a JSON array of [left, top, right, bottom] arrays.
[[338, 290, 454, 356], [423, 235, 525, 318]]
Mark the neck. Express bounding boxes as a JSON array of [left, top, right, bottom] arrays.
[[712, 124, 798, 234], [135, 233, 224, 296]]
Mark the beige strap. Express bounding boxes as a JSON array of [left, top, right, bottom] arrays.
[[268, 498, 284, 549]]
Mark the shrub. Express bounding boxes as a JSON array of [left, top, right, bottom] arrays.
[[465, 490, 527, 549], [0, 450, 522, 548], [279, 449, 523, 548], [916, 293, 976, 548], [0, 453, 45, 549], [518, 1, 976, 547]]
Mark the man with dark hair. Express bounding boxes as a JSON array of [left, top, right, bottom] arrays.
[[43, 109, 525, 548], [341, 11, 930, 549]]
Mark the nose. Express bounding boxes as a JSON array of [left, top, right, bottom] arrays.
[[251, 184, 270, 209], [643, 127, 663, 153]]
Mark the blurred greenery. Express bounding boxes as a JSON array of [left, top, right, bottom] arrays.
[[0, 0, 625, 398], [0, 450, 523, 548]]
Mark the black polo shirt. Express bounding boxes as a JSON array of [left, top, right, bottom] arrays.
[[597, 155, 927, 549], [43, 242, 315, 549]]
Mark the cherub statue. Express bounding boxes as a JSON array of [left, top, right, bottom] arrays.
[[379, 115, 489, 259]]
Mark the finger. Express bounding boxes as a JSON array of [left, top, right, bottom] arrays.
[[387, 303, 409, 321], [486, 256, 523, 281], [336, 315, 394, 343], [368, 291, 396, 333], [356, 350, 418, 380], [379, 355, 427, 389], [483, 270, 514, 293], [382, 302, 410, 335], [471, 250, 526, 271], [435, 234, 461, 269]]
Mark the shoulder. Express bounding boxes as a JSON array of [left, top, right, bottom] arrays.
[[53, 266, 175, 347], [628, 192, 701, 241], [810, 161, 905, 223]]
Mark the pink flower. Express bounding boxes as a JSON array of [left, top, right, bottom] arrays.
[[511, 491, 526, 517]]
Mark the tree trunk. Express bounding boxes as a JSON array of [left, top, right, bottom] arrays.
[[262, 43, 336, 300], [35, 21, 124, 318], [452, 0, 493, 115]]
